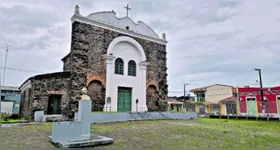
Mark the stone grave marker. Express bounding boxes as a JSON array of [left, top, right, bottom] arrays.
[[49, 99, 114, 148]]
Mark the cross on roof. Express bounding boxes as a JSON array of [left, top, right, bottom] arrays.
[[124, 4, 131, 17]]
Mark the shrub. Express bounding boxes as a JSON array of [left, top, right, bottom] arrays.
[[10, 114, 20, 119], [1, 113, 9, 121], [21, 116, 32, 122]]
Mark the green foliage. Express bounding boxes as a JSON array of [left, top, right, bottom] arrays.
[[1, 113, 9, 121], [1, 119, 21, 124], [22, 116, 32, 122]]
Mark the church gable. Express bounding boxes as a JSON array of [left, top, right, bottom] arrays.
[[86, 11, 160, 39], [71, 5, 167, 45]]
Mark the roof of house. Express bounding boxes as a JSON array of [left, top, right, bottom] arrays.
[[0, 86, 20, 91], [219, 96, 237, 103], [190, 84, 235, 92], [61, 52, 70, 61], [167, 97, 184, 103], [19, 71, 71, 89]]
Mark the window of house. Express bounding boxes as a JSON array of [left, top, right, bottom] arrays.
[[196, 92, 205, 102], [128, 60, 136, 76], [1, 96, 4, 100], [115, 58, 124, 75]]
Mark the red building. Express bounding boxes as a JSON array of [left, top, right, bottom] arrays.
[[238, 86, 280, 117], [220, 86, 280, 118]]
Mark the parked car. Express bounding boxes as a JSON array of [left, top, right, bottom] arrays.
[[210, 111, 220, 116]]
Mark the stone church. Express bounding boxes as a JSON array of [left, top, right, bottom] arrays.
[[19, 5, 168, 118]]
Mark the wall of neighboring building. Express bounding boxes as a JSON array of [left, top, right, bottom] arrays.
[[205, 85, 233, 103], [20, 72, 71, 118], [1, 101, 14, 115], [1, 90, 21, 114], [220, 103, 227, 116]]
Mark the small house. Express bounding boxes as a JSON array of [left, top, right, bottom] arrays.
[[1, 86, 21, 115]]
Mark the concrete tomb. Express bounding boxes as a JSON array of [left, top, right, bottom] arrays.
[[49, 100, 114, 148]]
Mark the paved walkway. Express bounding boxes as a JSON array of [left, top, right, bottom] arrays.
[[1, 122, 43, 128]]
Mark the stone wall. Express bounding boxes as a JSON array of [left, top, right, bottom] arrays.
[[68, 21, 168, 114], [20, 72, 71, 118], [62, 53, 71, 72]]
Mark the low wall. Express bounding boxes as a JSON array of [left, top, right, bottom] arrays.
[[90, 113, 129, 123], [90, 112, 197, 124]]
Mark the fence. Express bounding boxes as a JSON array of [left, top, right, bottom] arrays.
[[76, 100, 280, 120]]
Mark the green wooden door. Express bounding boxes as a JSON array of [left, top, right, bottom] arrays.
[[117, 87, 132, 112], [247, 98, 257, 117], [48, 95, 61, 114]]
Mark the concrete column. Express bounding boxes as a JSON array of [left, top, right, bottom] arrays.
[[104, 55, 115, 112], [78, 100, 91, 139], [139, 61, 148, 112]]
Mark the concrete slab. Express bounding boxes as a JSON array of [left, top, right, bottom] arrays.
[[49, 134, 114, 148]]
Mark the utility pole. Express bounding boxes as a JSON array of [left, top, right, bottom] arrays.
[[236, 84, 240, 117], [0, 45, 3, 118], [2, 43, 12, 86], [254, 68, 264, 108], [183, 83, 189, 100]]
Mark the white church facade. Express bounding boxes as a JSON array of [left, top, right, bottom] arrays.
[[104, 36, 148, 112]]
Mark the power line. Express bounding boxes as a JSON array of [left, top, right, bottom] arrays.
[[184, 69, 255, 82], [0, 66, 44, 74], [157, 0, 215, 33]]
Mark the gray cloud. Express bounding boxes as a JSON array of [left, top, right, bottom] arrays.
[[1, 0, 280, 96]]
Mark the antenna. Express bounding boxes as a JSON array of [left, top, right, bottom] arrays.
[[2, 43, 12, 86]]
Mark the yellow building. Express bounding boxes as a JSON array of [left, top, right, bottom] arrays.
[[167, 98, 185, 112], [190, 84, 236, 115]]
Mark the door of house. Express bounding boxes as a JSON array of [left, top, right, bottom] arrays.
[[47, 95, 61, 114], [247, 97, 257, 117], [117, 87, 132, 112]]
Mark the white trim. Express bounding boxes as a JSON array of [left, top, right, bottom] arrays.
[[107, 36, 147, 61], [246, 96, 256, 101], [20, 80, 32, 91], [71, 15, 167, 45]]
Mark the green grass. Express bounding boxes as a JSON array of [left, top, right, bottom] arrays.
[[1, 119, 21, 124], [1, 119, 280, 148]]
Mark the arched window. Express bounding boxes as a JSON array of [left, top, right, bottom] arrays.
[[128, 60, 136, 76], [115, 58, 124, 75]]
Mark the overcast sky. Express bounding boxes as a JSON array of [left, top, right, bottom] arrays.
[[1, 0, 280, 96]]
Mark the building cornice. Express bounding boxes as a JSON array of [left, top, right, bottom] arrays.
[[71, 15, 168, 45], [19, 80, 32, 91]]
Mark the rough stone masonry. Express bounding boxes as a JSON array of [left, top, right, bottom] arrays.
[[20, 19, 168, 119]]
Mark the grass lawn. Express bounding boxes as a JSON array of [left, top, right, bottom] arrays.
[[1, 118, 280, 148], [1, 119, 21, 124]]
